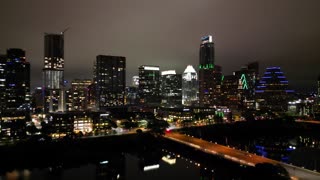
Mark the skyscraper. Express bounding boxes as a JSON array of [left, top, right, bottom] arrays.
[[234, 66, 257, 109], [94, 55, 126, 110], [1, 49, 30, 111], [255, 66, 294, 111], [318, 75, 320, 100], [161, 70, 182, 108], [0, 54, 6, 111], [199, 35, 221, 107], [132, 76, 139, 87], [43, 33, 64, 113], [199, 35, 214, 68], [71, 79, 92, 111], [138, 65, 160, 105], [182, 65, 198, 106]]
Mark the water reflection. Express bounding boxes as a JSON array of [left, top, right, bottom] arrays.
[[0, 134, 290, 180]]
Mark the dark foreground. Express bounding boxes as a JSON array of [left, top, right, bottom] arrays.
[[0, 132, 291, 180]]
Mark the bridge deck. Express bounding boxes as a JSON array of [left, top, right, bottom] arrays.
[[164, 132, 320, 180]]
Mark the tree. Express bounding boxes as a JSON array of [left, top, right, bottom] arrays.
[[147, 119, 169, 136]]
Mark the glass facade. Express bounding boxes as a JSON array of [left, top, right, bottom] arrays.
[[182, 65, 198, 106], [95, 55, 126, 109], [199, 35, 221, 107], [138, 65, 160, 105], [161, 70, 182, 108], [1, 49, 30, 111], [43, 33, 65, 113]]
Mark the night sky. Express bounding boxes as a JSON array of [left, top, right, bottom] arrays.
[[1, 0, 320, 92]]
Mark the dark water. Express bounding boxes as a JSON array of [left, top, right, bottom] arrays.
[[0, 134, 290, 180], [182, 122, 320, 172], [1, 153, 203, 180]]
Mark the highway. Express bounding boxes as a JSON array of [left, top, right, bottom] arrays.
[[295, 120, 320, 124], [165, 132, 320, 180]]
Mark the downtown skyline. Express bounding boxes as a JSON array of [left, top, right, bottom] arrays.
[[1, 0, 320, 91]]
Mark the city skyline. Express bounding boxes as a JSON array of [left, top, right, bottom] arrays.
[[1, 0, 320, 91]]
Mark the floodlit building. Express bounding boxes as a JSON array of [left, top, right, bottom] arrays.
[[43, 33, 65, 113], [161, 70, 182, 108], [132, 76, 139, 87], [182, 65, 198, 106]]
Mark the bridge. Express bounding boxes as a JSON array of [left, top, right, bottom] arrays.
[[164, 132, 320, 180]]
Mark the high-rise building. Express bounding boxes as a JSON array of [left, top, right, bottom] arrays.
[[0, 54, 6, 112], [31, 87, 44, 113], [132, 76, 139, 87], [199, 35, 214, 67], [161, 70, 182, 108], [199, 35, 222, 107], [2, 49, 30, 111], [221, 74, 239, 110], [94, 55, 126, 110], [318, 75, 320, 101], [255, 66, 294, 111], [0, 49, 30, 138], [43, 33, 65, 113], [182, 65, 198, 106], [71, 79, 92, 111], [138, 65, 160, 105], [234, 66, 257, 109]]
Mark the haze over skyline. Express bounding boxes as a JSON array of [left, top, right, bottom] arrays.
[[1, 0, 320, 92]]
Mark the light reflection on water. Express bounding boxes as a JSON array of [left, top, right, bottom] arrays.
[[1, 152, 204, 180]]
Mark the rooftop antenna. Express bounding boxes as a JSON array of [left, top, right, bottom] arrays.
[[61, 27, 70, 34]]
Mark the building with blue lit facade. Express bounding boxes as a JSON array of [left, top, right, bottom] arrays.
[[255, 67, 294, 111]]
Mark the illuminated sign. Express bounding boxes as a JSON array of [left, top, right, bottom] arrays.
[[143, 164, 160, 171], [161, 70, 176, 76], [143, 66, 160, 71], [162, 156, 176, 165]]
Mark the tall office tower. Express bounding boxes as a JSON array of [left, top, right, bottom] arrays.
[[182, 65, 198, 106], [71, 79, 92, 111], [65, 89, 73, 111], [43, 33, 64, 113], [132, 76, 139, 87], [318, 75, 320, 100], [161, 70, 182, 108], [199, 35, 221, 107], [31, 87, 44, 113], [138, 65, 160, 105], [255, 67, 294, 111], [234, 66, 257, 109], [4, 49, 30, 111], [94, 55, 126, 110], [221, 75, 239, 110], [0, 55, 6, 111]]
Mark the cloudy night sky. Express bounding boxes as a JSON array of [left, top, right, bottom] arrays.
[[1, 0, 320, 92]]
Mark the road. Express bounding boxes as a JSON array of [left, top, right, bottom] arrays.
[[295, 120, 320, 124], [165, 132, 320, 180]]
